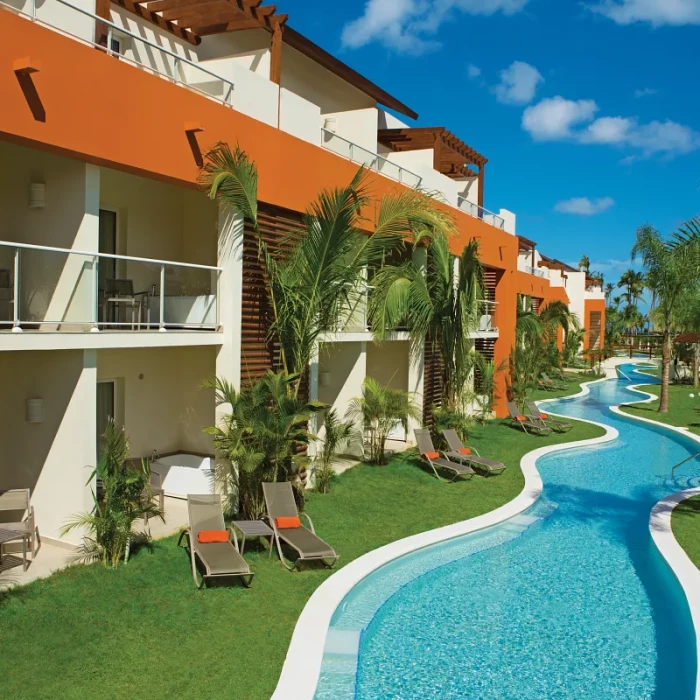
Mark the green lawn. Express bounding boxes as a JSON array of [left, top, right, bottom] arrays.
[[531, 371, 598, 401], [620, 383, 700, 436], [0, 416, 604, 700], [672, 495, 700, 571]]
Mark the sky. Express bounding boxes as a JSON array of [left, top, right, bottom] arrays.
[[287, 0, 700, 285]]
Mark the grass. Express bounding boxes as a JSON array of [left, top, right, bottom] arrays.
[[0, 413, 604, 700], [620, 383, 700, 436], [672, 495, 700, 571], [531, 371, 599, 401]]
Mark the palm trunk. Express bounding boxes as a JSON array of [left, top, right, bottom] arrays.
[[694, 342, 699, 390], [659, 331, 671, 414]]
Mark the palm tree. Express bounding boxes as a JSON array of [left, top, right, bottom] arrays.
[[368, 235, 484, 409], [204, 371, 323, 518], [632, 225, 697, 413], [200, 142, 453, 398], [617, 269, 645, 309], [346, 378, 420, 465], [604, 282, 615, 301], [578, 255, 590, 273]]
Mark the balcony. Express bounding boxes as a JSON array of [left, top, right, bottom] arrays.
[[525, 265, 549, 279], [457, 198, 505, 230], [474, 300, 499, 335], [0, 241, 221, 334], [321, 130, 423, 189]]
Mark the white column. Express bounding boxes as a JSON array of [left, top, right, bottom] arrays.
[[308, 343, 320, 459], [215, 208, 244, 424], [408, 247, 428, 443], [42, 163, 100, 329], [32, 349, 97, 545]]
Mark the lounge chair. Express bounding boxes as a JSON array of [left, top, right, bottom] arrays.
[[263, 482, 338, 571], [540, 372, 567, 391], [177, 494, 253, 588], [414, 429, 475, 481], [525, 401, 573, 433], [0, 488, 37, 556], [441, 429, 506, 476], [505, 402, 552, 435]]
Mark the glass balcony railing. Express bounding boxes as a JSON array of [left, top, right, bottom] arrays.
[[321, 129, 422, 188], [475, 300, 499, 334], [1, 0, 235, 108], [0, 241, 221, 333], [457, 198, 505, 230], [525, 265, 549, 279]]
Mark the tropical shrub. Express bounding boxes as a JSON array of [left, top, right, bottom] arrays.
[[62, 421, 163, 568], [204, 371, 323, 519], [347, 378, 421, 465], [431, 405, 474, 444], [312, 409, 355, 494]]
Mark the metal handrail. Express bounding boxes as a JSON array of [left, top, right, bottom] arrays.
[[1, 0, 235, 106], [457, 197, 505, 230], [0, 240, 222, 271], [671, 452, 700, 476], [321, 129, 422, 187]]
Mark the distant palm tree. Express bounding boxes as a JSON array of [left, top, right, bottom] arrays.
[[617, 269, 645, 310], [604, 282, 615, 301], [578, 255, 590, 273]]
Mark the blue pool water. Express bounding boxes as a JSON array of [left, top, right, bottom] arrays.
[[315, 364, 700, 699]]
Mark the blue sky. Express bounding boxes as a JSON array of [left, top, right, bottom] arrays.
[[289, 0, 700, 285]]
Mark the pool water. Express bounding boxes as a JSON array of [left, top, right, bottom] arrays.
[[315, 365, 700, 699]]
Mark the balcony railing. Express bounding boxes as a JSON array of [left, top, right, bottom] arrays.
[[525, 265, 549, 279], [1, 0, 235, 108], [475, 300, 499, 334], [457, 198, 505, 230], [321, 129, 422, 189], [0, 241, 221, 333]]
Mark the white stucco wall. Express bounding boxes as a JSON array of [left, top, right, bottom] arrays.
[[321, 107, 379, 154], [565, 270, 587, 326], [0, 349, 96, 543], [0, 142, 98, 327], [97, 346, 215, 459], [6, 0, 96, 43], [197, 28, 271, 75], [280, 88, 322, 145]]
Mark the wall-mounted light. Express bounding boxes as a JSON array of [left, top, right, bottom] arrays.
[[323, 117, 337, 133], [28, 182, 45, 209], [26, 398, 43, 423], [320, 372, 331, 387]]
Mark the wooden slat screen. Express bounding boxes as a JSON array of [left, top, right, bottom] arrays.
[[483, 268, 498, 303], [474, 338, 496, 394], [589, 311, 602, 350], [241, 204, 303, 387], [422, 341, 444, 427]]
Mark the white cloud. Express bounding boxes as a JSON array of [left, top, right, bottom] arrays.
[[341, 0, 530, 54], [522, 97, 599, 141], [555, 197, 616, 216], [522, 96, 700, 158], [589, 0, 700, 26], [467, 63, 482, 78], [634, 87, 657, 98], [493, 61, 543, 105]]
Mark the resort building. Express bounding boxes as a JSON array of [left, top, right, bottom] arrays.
[[0, 0, 604, 546]]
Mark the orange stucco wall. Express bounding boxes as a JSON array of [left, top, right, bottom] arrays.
[[0, 11, 521, 416], [583, 298, 606, 350]]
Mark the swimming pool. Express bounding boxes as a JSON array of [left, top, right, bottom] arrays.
[[314, 364, 700, 699]]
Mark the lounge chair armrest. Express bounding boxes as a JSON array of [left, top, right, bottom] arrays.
[[28, 505, 34, 530], [469, 446, 481, 457], [301, 512, 316, 534], [133, 290, 151, 298]]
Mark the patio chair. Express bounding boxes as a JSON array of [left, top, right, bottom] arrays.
[[441, 429, 506, 476], [505, 402, 552, 436], [0, 488, 37, 556], [540, 372, 567, 391], [263, 482, 338, 571], [525, 401, 573, 433], [177, 494, 253, 588], [414, 429, 475, 481], [102, 279, 150, 329]]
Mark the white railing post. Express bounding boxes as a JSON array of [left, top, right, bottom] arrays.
[[30, 0, 36, 20], [106, 25, 113, 54], [11, 248, 22, 333], [173, 57, 180, 84], [158, 264, 166, 332], [349, 142, 354, 162], [90, 255, 100, 332]]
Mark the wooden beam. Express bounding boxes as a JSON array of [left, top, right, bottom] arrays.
[[113, 0, 201, 44], [194, 18, 260, 33], [143, 0, 204, 13], [269, 20, 283, 84], [94, 0, 111, 46], [162, 0, 227, 21]]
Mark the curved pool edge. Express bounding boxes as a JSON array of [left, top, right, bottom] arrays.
[[271, 388, 618, 700], [607, 383, 700, 699], [650, 487, 700, 700]]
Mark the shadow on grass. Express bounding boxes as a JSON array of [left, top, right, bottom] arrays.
[[674, 496, 700, 519]]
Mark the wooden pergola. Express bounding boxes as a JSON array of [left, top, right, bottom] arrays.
[[377, 127, 487, 206], [96, 0, 417, 117], [517, 235, 537, 268], [538, 255, 577, 275]]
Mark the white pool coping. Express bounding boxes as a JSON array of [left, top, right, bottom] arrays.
[[271, 377, 618, 700], [610, 374, 700, 699]]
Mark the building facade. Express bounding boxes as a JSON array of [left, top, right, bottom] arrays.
[[0, 0, 604, 545]]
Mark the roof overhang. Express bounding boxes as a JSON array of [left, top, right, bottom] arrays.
[[111, 0, 418, 118], [517, 235, 536, 251], [675, 332, 700, 344], [377, 126, 486, 180]]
